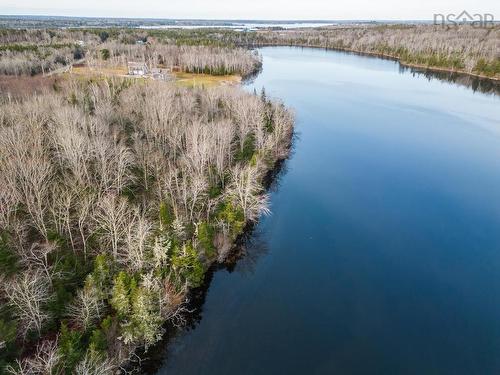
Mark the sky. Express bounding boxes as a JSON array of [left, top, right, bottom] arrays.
[[1, 0, 499, 20]]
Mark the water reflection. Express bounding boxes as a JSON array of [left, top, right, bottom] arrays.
[[141, 155, 291, 374], [152, 47, 500, 375], [398, 65, 500, 95]]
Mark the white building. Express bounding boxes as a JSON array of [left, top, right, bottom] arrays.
[[127, 62, 148, 76]]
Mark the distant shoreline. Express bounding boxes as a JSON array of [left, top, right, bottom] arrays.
[[252, 43, 500, 83], [0, 15, 447, 29]]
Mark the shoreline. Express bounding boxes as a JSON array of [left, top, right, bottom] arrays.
[[134, 43, 496, 373], [135, 138, 294, 374], [249, 42, 500, 83]]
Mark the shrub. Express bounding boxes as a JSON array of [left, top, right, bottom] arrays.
[[171, 243, 205, 287], [217, 200, 245, 239], [99, 31, 110, 43], [91, 254, 114, 292], [126, 284, 163, 348], [100, 48, 110, 60], [0, 233, 18, 276], [110, 271, 137, 318], [0, 318, 18, 370], [235, 134, 256, 163], [73, 46, 84, 59], [197, 221, 216, 259], [159, 201, 174, 228], [48, 249, 90, 321], [59, 323, 85, 373], [88, 328, 107, 355]]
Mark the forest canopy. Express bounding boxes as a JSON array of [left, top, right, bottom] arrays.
[[0, 75, 293, 373]]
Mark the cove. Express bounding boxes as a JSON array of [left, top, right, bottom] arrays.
[[154, 47, 500, 375]]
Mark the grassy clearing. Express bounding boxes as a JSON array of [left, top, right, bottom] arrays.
[[173, 72, 241, 88], [70, 65, 128, 77], [0, 65, 242, 99], [69, 65, 241, 88]]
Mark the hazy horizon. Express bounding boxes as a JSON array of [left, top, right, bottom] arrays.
[[1, 0, 499, 21], [0, 15, 443, 22]]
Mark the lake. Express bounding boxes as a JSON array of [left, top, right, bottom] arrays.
[[154, 47, 500, 374], [138, 22, 337, 30]]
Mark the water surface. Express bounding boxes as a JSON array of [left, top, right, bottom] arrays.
[[156, 47, 500, 375], [139, 22, 336, 30]]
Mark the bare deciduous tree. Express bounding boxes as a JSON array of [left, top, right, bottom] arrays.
[[123, 210, 152, 271], [227, 165, 270, 221], [74, 353, 116, 375], [67, 283, 105, 330], [95, 193, 131, 260], [7, 338, 62, 375], [4, 270, 51, 338]]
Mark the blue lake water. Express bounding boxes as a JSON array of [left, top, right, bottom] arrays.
[[156, 47, 500, 375]]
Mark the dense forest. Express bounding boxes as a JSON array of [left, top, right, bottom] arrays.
[[0, 62, 293, 373], [0, 29, 93, 76], [87, 43, 261, 76], [0, 29, 261, 77], [1, 24, 498, 79]]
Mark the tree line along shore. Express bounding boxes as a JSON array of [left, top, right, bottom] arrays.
[[0, 23, 498, 81], [249, 24, 499, 79]]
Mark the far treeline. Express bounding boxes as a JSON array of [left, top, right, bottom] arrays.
[[0, 23, 498, 79], [250, 25, 500, 79]]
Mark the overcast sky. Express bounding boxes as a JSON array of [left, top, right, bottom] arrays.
[[1, 0, 499, 20]]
